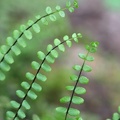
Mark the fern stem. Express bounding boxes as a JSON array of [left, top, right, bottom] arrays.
[[0, 12, 56, 64], [13, 38, 74, 120], [0, 6, 71, 64], [65, 51, 89, 120]]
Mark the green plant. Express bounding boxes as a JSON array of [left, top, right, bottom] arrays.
[[0, 0, 120, 120], [6, 32, 83, 120], [56, 41, 99, 120], [0, 0, 78, 81]]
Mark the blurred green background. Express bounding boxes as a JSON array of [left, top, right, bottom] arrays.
[[0, 0, 120, 120]]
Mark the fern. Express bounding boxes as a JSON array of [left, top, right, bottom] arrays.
[[0, 0, 78, 81], [56, 41, 99, 120], [1, 0, 119, 120], [6, 33, 82, 120]]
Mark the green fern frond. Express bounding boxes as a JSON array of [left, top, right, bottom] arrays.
[[6, 33, 82, 120], [56, 41, 99, 120], [0, 0, 78, 81]]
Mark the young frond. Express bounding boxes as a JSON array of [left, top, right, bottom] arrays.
[[56, 41, 99, 120]]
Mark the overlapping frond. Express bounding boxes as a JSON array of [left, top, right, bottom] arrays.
[[0, 1, 79, 81], [6, 33, 82, 120]]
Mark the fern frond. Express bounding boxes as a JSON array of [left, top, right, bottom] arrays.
[[32, 114, 40, 120], [0, 0, 79, 81], [6, 33, 82, 120], [56, 41, 99, 120]]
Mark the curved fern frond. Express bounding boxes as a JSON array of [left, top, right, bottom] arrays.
[[6, 33, 82, 120], [0, 0, 79, 81], [56, 41, 99, 120]]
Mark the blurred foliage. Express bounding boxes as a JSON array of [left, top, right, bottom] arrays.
[[81, 112, 101, 120], [104, 0, 120, 11]]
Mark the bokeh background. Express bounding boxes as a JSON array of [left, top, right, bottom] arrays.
[[0, 0, 120, 120]]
